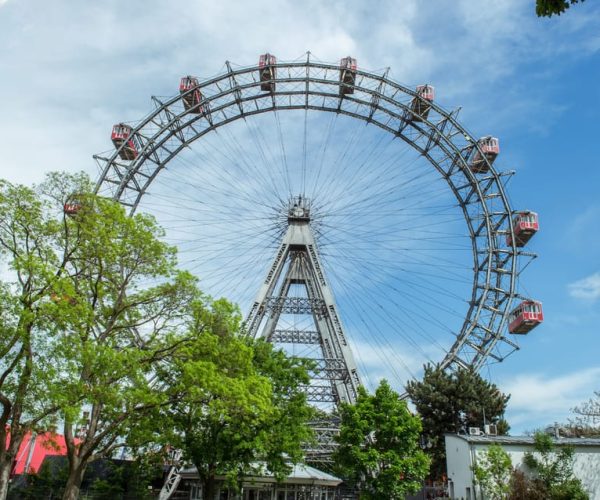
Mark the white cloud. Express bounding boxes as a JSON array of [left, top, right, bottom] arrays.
[[501, 367, 600, 430], [1, 0, 599, 186], [568, 272, 600, 300]]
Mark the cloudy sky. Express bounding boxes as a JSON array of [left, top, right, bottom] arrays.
[[1, 0, 599, 433]]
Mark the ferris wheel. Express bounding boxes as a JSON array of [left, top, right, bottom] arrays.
[[93, 52, 543, 407]]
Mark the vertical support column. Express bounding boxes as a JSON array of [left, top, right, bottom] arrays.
[[245, 197, 362, 405]]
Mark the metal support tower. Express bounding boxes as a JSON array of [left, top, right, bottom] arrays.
[[246, 196, 362, 461]]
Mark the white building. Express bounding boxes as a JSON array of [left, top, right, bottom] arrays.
[[445, 433, 600, 500]]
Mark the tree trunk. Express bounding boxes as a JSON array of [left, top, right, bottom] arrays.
[[0, 460, 12, 500], [62, 457, 87, 500], [203, 469, 217, 500], [0, 431, 26, 500]]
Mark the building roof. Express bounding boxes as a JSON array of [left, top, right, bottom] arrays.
[[447, 433, 600, 447], [180, 462, 342, 486], [284, 463, 341, 483], [10, 431, 79, 475]]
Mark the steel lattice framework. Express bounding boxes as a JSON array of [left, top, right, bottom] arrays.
[[246, 199, 362, 409], [95, 55, 532, 371]]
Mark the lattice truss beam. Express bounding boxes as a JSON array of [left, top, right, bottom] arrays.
[[243, 204, 362, 462], [246, 207, 361, 406]]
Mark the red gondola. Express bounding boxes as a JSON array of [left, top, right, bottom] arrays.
[[179, 76, 206, 113], [410, 84, 435, 121], [470, 136, 499, 173], [508, 300, 543, 334], [258, 54, 277, 92], [50, 292, 77, 305], [339, 57, 357, 96], [63, 195, 82, 217], [111, 124, 138, 161], [507, 211, 539, 247]]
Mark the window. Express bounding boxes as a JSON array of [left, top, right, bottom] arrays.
[[190, 483, 203, 500], [511, 306, 522, 321]]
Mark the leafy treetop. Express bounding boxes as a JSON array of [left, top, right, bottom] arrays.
[[472, 443, 512, 500], [160, 315, 314, 499], [523, 431, 589, 499], [334, 380, 430, 499], [405, 364, 510, 479], [536, 0, 585, 17]]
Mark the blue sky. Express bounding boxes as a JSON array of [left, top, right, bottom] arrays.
[[0, 0, 599, 434]]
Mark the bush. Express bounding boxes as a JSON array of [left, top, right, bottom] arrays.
[[508, 470, 547, 500], [549, 478, 589, 500]]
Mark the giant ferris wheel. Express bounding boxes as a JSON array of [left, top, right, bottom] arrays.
[[94, 53, 542, 463]]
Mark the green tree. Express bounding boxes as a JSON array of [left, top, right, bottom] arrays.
[[523, 431, 589, 499], [120, 453, 163, 499], [405, 364, 510, 479], [7, 459, 69, 499], [54, 195, 199, 499], [0, 172, 200, 500], [472, 444, 512, 500], [0, 175, 91, 499], [333, 380, 430, 499], [87, 458, 159, 500], [536, 0, 585, 17], [250, 339, 315, 477], [161, 304, 314, 499], [88, 463, 125, 500]]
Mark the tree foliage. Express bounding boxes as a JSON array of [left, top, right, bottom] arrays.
[[333, 380, 430, 499], [42, 173, 200, 500], [536, 0, 585, 17], [0, 172, 317, 500], [473, 434, 590, 500], [507, 470, 547, 500], [8, 456, 160, 499], [160, 307, 314, 498], [250, 339, 316, 473], [405, 364, 510, 479], [0, 173, 203, 500], [0, 174, 90, 499], [7, 460, 69, 500], [523, 431, 589, 499], [472, 444, 512, 500]]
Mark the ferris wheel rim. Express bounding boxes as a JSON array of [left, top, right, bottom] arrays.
[[94, 56, 524, 378]]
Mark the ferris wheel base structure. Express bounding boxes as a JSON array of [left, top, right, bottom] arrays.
[[245, 195, 361, 462], [91, 52, 544, 498], [246, 196, 361, 401]]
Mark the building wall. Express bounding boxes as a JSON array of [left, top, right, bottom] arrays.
[[445, 435, 600, 500], [445, 435, 475, 499], [572, 447, 600, 499], [11, 431, 76, 475]]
